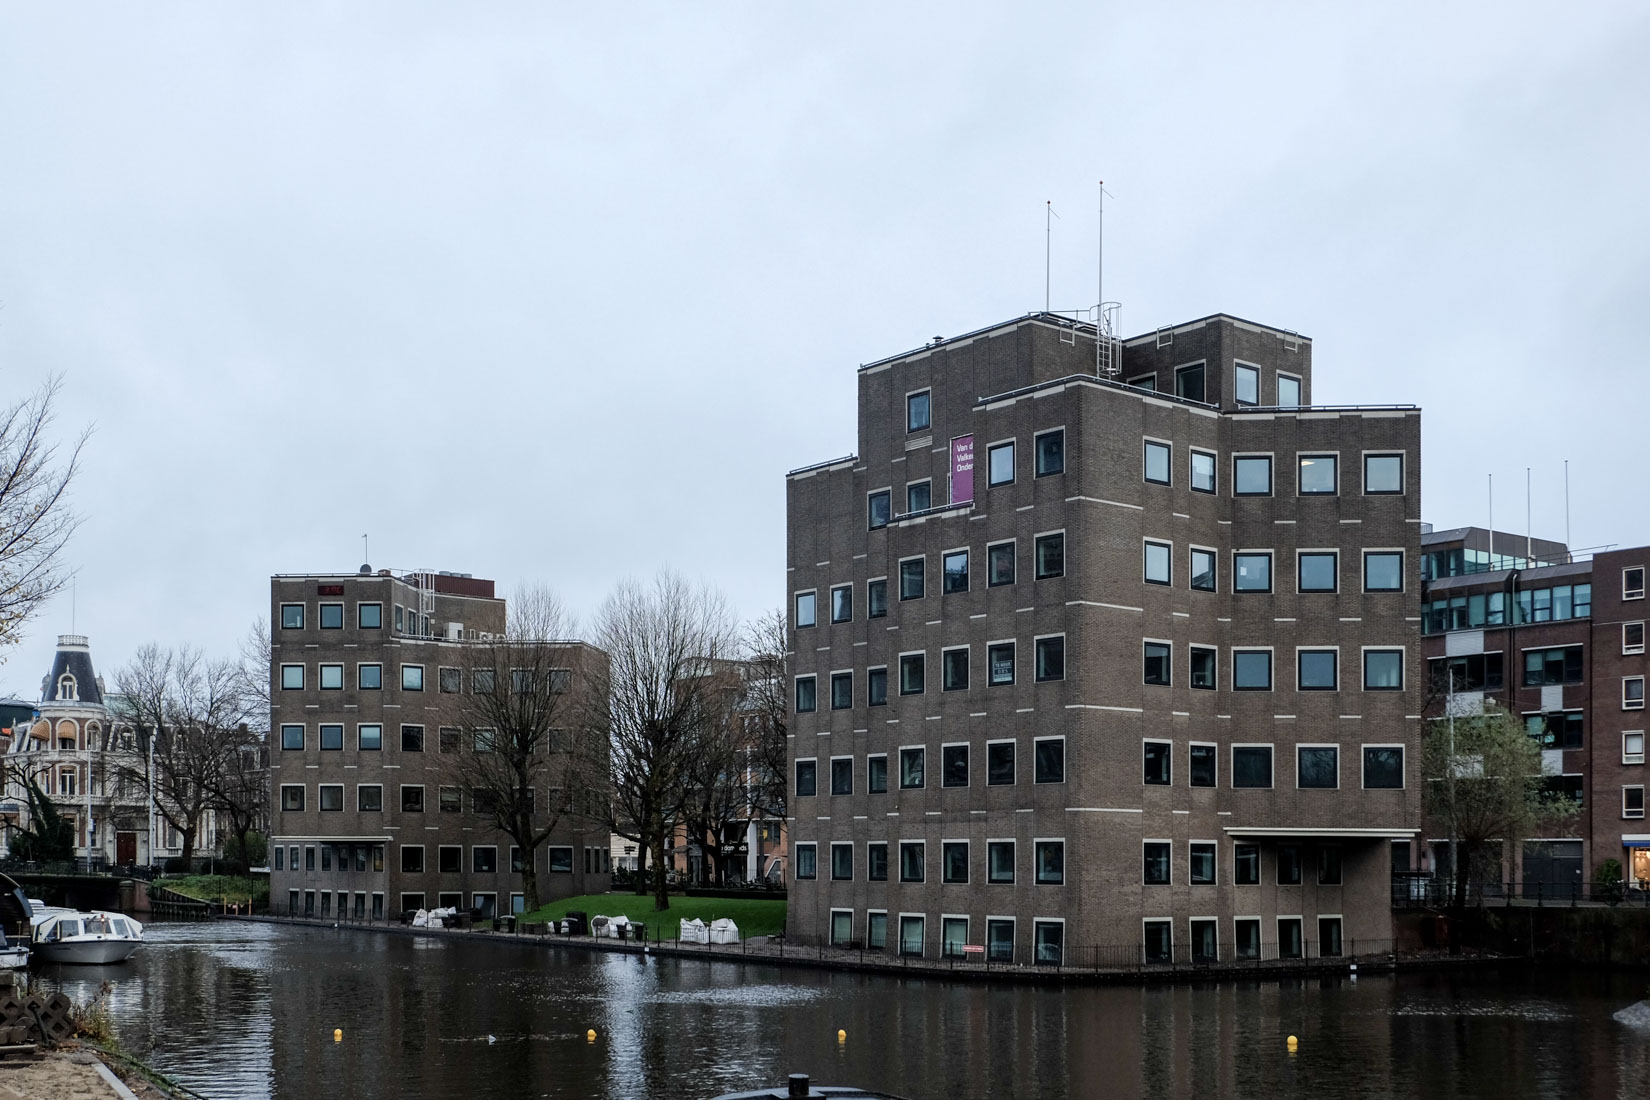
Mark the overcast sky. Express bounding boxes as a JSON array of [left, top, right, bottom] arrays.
[[2, 2, 1647, 695]]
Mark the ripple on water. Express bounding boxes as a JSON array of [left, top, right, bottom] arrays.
[[646, 983, 828, 1008], [1392, 999, 1575, 1022]]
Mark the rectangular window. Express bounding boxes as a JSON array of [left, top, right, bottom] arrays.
[[1035, 532, 1065, 579], [358, 602, 382, 629], [867, 754, 888, 793], [401, 785, 424, 813], [899, 842, 925, 883], [1234, 552, 1272, 592], [795, 676, 816, 713], [1626, 786, 1646, 819], [1035, 738, 1065, 783], [1279, 918, 1303, 960], [1190, 449, 1216, 494], [1143, 641, 1171, 686], [1035, 429, 1065, 476], [899, 747, 925, 789], [1364, 551, 1404, 592], [1232, 746, 1273, 788], [942, 549, 969, 594], [830, 672, 852, 710], [1235, 918, 1262, 960], [357, 663, 382, 690], [1364, 649, 1404, 690], [831, 585, 852, 624], [1035, 840, 1064, 886], [1363, 746, 1404, 789], [1189, 547, 1216, 592], [1522, 646, 1584, 686], [1143, 540, 1172, 586], [1319, 846, 1343, 885], [831, 843, 853, 881], [900, 915, 925, 957], [1234, 362, 1259, 405], [868, 578, 888, 618], [319, 603, 344, 629], [1625, 731, 1645, 765], [280, 724, 304, 751], [280, 664, 304, 690], [1298, 551, 1337, 593], [401, 665, 424, 691], [318, 663, 343, 690], [795, 759, 817, 797], [1277, 845, 1302, 885], [900, 557, 925, 600], [987, 740, 1015, 785], [988, 441, 1015, 486], [1235, 843, 1260, 885], [438, 846, 462, 873], [358, 785, 383, 813], [401, 724, 424, 752], [1144, 439, 1171, 485], [906, 480, 931, 513], [1190, 842, 1216, 885], [438, 727, 461, 754], [907, 390, 930, 432], [1233, 650, 1272, 690], [319, 785, 343, 811], [1627, 567, 1646, 601], [1035, 636, 1065, 681], [1187, 647, 1217, 692], [319, 724, 343, 751], [942, 744, 968, 787], [1143, 841, 1171, 884], [868, 490, 891, 530], [1626, 622, 1646, 655], [1234, 455, 1272, 496], [1627, 677, 1646, 710], [867, 842, 888, 881], [988, 542, 1016, 586], [941, 648, 968, 691], [399, 846, 425, 874], [1364, 453, 1404, 494], [796, 844, 816, 880], [1298, 649, 1338, 691], [867, 666, 888, 706], [1277, 372, 1302, 408], [986, 641, 1016, 686], [1298, 746, 1338, 789], [900, 653, 925, 695], [280, 603, 304, 629], [1176, 362, 1206, 402], [1143, 740, 1171, 785], [1319, 916, 1344, 958], [1144, 920, 1173, 965], [358, 724, 382, 751], [1190, 743, 1216, 786], [830, 757, 853, 796], [867, 912, 888, 950], [1526, 712, 1583, 750], [473, 668, 495, 694], [280, 784, 305, 812], [942, 841, 968, 883], [1298, 453, 1337, 495], [795, 590, 816, 628], [988, 840, 1015, 884], [986, 919, 1015, 962]]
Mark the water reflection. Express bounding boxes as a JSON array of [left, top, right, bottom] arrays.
[[27, 922, 1650, 1099]]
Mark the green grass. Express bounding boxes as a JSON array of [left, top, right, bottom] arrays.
[[519, 893, 786, 939], [160, 874, 269, 909]]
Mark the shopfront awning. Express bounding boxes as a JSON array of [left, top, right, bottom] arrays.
[[1621, 834, 1650, 846], [1223, 826, 1420, 839]]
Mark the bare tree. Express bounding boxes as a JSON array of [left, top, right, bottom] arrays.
[[0, 376, 87, 660], [447, 586, 600, 912], [741, 608, 790, 826], [111, 645, 256, 867], [585, 571, 738, 912], [678, 661, 752, 885]]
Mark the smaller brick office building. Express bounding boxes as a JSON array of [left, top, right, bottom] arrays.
[[1419, 526, 1650, 888]]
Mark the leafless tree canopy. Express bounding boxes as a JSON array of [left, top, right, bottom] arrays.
[[585, 571, 738, 911], [740, 607, 789, 822], [0, 376, 86, 661], [447, 585, 602, 911], [111, 643, 260, 866]]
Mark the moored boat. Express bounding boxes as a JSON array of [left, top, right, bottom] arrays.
[[30, 905, 143, 964]]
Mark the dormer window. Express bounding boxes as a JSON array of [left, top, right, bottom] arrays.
[[56, 673, 77, 701]]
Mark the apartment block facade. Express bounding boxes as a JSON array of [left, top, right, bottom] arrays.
[[268, 569, 610, 919], [1419, 527, 1650, 887], [785, 312, 1423, 965]]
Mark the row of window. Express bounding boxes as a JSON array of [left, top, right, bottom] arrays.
[[796, 738, 1066, 796], [794, 637, 1066, 712], [1141, 644, 1406, 692], [278, 723, 568, 753], [1142, 741, 1405, 790], [795, 838, 1066, 885], [1148, 546, 1405, 595], [795, 535, 1065, 627], [279, 781, 560, 815], [280, 601, 384, 631], [273, 842, 610, 877], [277, 664, 571, 693], [825, 909, 1068, 962], [1421, 583, 1594, 634], [1132, 359, 1298, 410]]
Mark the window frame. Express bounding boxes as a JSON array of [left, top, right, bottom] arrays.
[[941, 742, 969, 788], [898, 745, 925, 790], [1143, 539, 1173, 586], [1034, 427, 1065, 477], [987, 540, 1017, 587], [941, 547, 970, 595], [1363, 452, 1405, 495], [940, 646, 969, 692], [1626, 567, 1646, 601], [1143, 738, 1172, 785], [1142, 840, 1172, 885], [1143, 438, 1172, 486], [906, 388, 931, 433], [1034, 838, 1065, 887], [1189, 841, 1218, 886], [401, 664, 424, 692], [1626, 676, 1646, 711], [1624, 730, 1645, 766], [905, 478, 932, 514], [830, 584, 852, 624], [1296, 647, 1339, 692], [1033, 736, 1065, 784], [829, 670, 853, 711], [867, 577, 888, 619], [1233, 453, 1274, 497], [899, 556, 925, 601], [1233, 360, 1260, 406], [1034, 530, 1065, 579], [867, 488, 892, 531], [1624, 785, 1645, 820], [1363, 549, 1405, 593], [280, 664, 304, 691], [318, 602, 344, 630], [1189, 646, 1218, 690], [1034, 634, 1065, 682], [794, 757, 817, 798], [898, 652, 926, 696], [1189, 448, 1217, 494], [1361, 744, 1406, 789], [987, 438, 1016, 487], [279, 603, 304, 630], [1189, 545, 1217, 592], [1297, 550, 1339, 594], [1363, 647, 1405, 691], [1297, 452, 1339, 496], [1189, 741, 1217, 787], [1232, 648, 1273, 691], [1231, 744, 1275, 789], [794, 674, 816, 714], [1175, 361, 1207, 403], [1625, 622, 1646, 656], [794, 589, 817, 629], [1234, 550, 1273, 593], [986, 640, 1016, 686], [987, 839, 1015, 885], [279, 724, 304, 752], [1276, 371, 1302, 408], [1296, 744, 1340, 790], [1143, 639, 1172, 687], [986, 739, 1016, 786], [279, 784, 305, 812], [941, 839, 969, 884]]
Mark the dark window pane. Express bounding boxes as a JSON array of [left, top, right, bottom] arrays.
[[869, 491, 891, 529], [988, 543, 1016, 586], [1363, 747, 1404, 788], [942, 649, 968, 690], [942, 744, 968, 787], [1298, 650, 1337, 690], [987, 742, 1015, 785], [943, 550, 969, 594], [1298, 746, 1338, 788], [1144, 741, 1171, 784], [1233, 746, 1273, 788], [907, 391, 930, 432], [1034, 739, 1064, 783], [868, 667, 888, 706], [1035, 637, 1065, 681], [1190, 648, 1216, 689], [1144, 642, 1170, 685], [1189, 744, 1216, 787], [1176, 364, 1205, 403], [868, 579, 888, 618], [1036, 430, 1064, 476], [794, 760, 816, 797], [1036, 533, 1065, 579]]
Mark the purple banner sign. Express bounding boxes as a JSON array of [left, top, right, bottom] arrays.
[[950, 435, 975, 504]]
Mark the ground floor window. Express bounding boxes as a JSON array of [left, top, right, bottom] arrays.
[[1143, 919, 1172, 964], [1235, 918, 1260, 959], [1190, 918, 1218, 963], [401, 893, 426, 913], [303, 890, 315, 917], [511, 894, 525, 915], [1278, 917, 1303, 959], [987, 918, 1015, 963], [899, 915, 925, 956], [1033, 920, 1063, 966], [438, 892, 463, 909], [867, 911, 887, 951], [473, 893, 497, 918], [942, 916, 968, 958], [1318, 916, 1343, 957], [372, 893, 384, 921], [319, 892, 332, 919], [831, 910, 853, 947], [353, 892, 366, 920], [288, 889, 299, 915]]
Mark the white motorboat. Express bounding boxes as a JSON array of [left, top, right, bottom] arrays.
[[29, 905, 143, 964]]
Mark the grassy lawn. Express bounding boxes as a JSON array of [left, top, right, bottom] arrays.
[[519, 893, 786, 939], [160, 874, 269, 909]]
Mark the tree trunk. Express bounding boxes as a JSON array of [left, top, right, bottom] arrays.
[[180, 821, 198, 869], [651, 829, 671, 912], [1448, 842, 1473, 956], [522, 861, 541, 913]]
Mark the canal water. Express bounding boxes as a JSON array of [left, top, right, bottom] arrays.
[[32, 920, 1650, 1100]]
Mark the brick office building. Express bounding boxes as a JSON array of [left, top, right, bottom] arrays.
[[268, 568, 611, 919], [784, 312, 1423, 964], [1419, 527, 1650, 888]]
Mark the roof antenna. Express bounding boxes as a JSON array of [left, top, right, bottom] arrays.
[[1045, 200, 1060, 313], [1564, 459, 1571, 562]]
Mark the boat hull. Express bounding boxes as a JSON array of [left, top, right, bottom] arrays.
[[35, 938, 138, 965], [0, 948, 27, 970]]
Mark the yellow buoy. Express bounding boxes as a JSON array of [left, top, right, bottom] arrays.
[[837, 1029, 847, 1043], [333, 1029, 343, 1043], [587, 1029, 597, 1043], [1286, 1035, 1298, 1052]]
